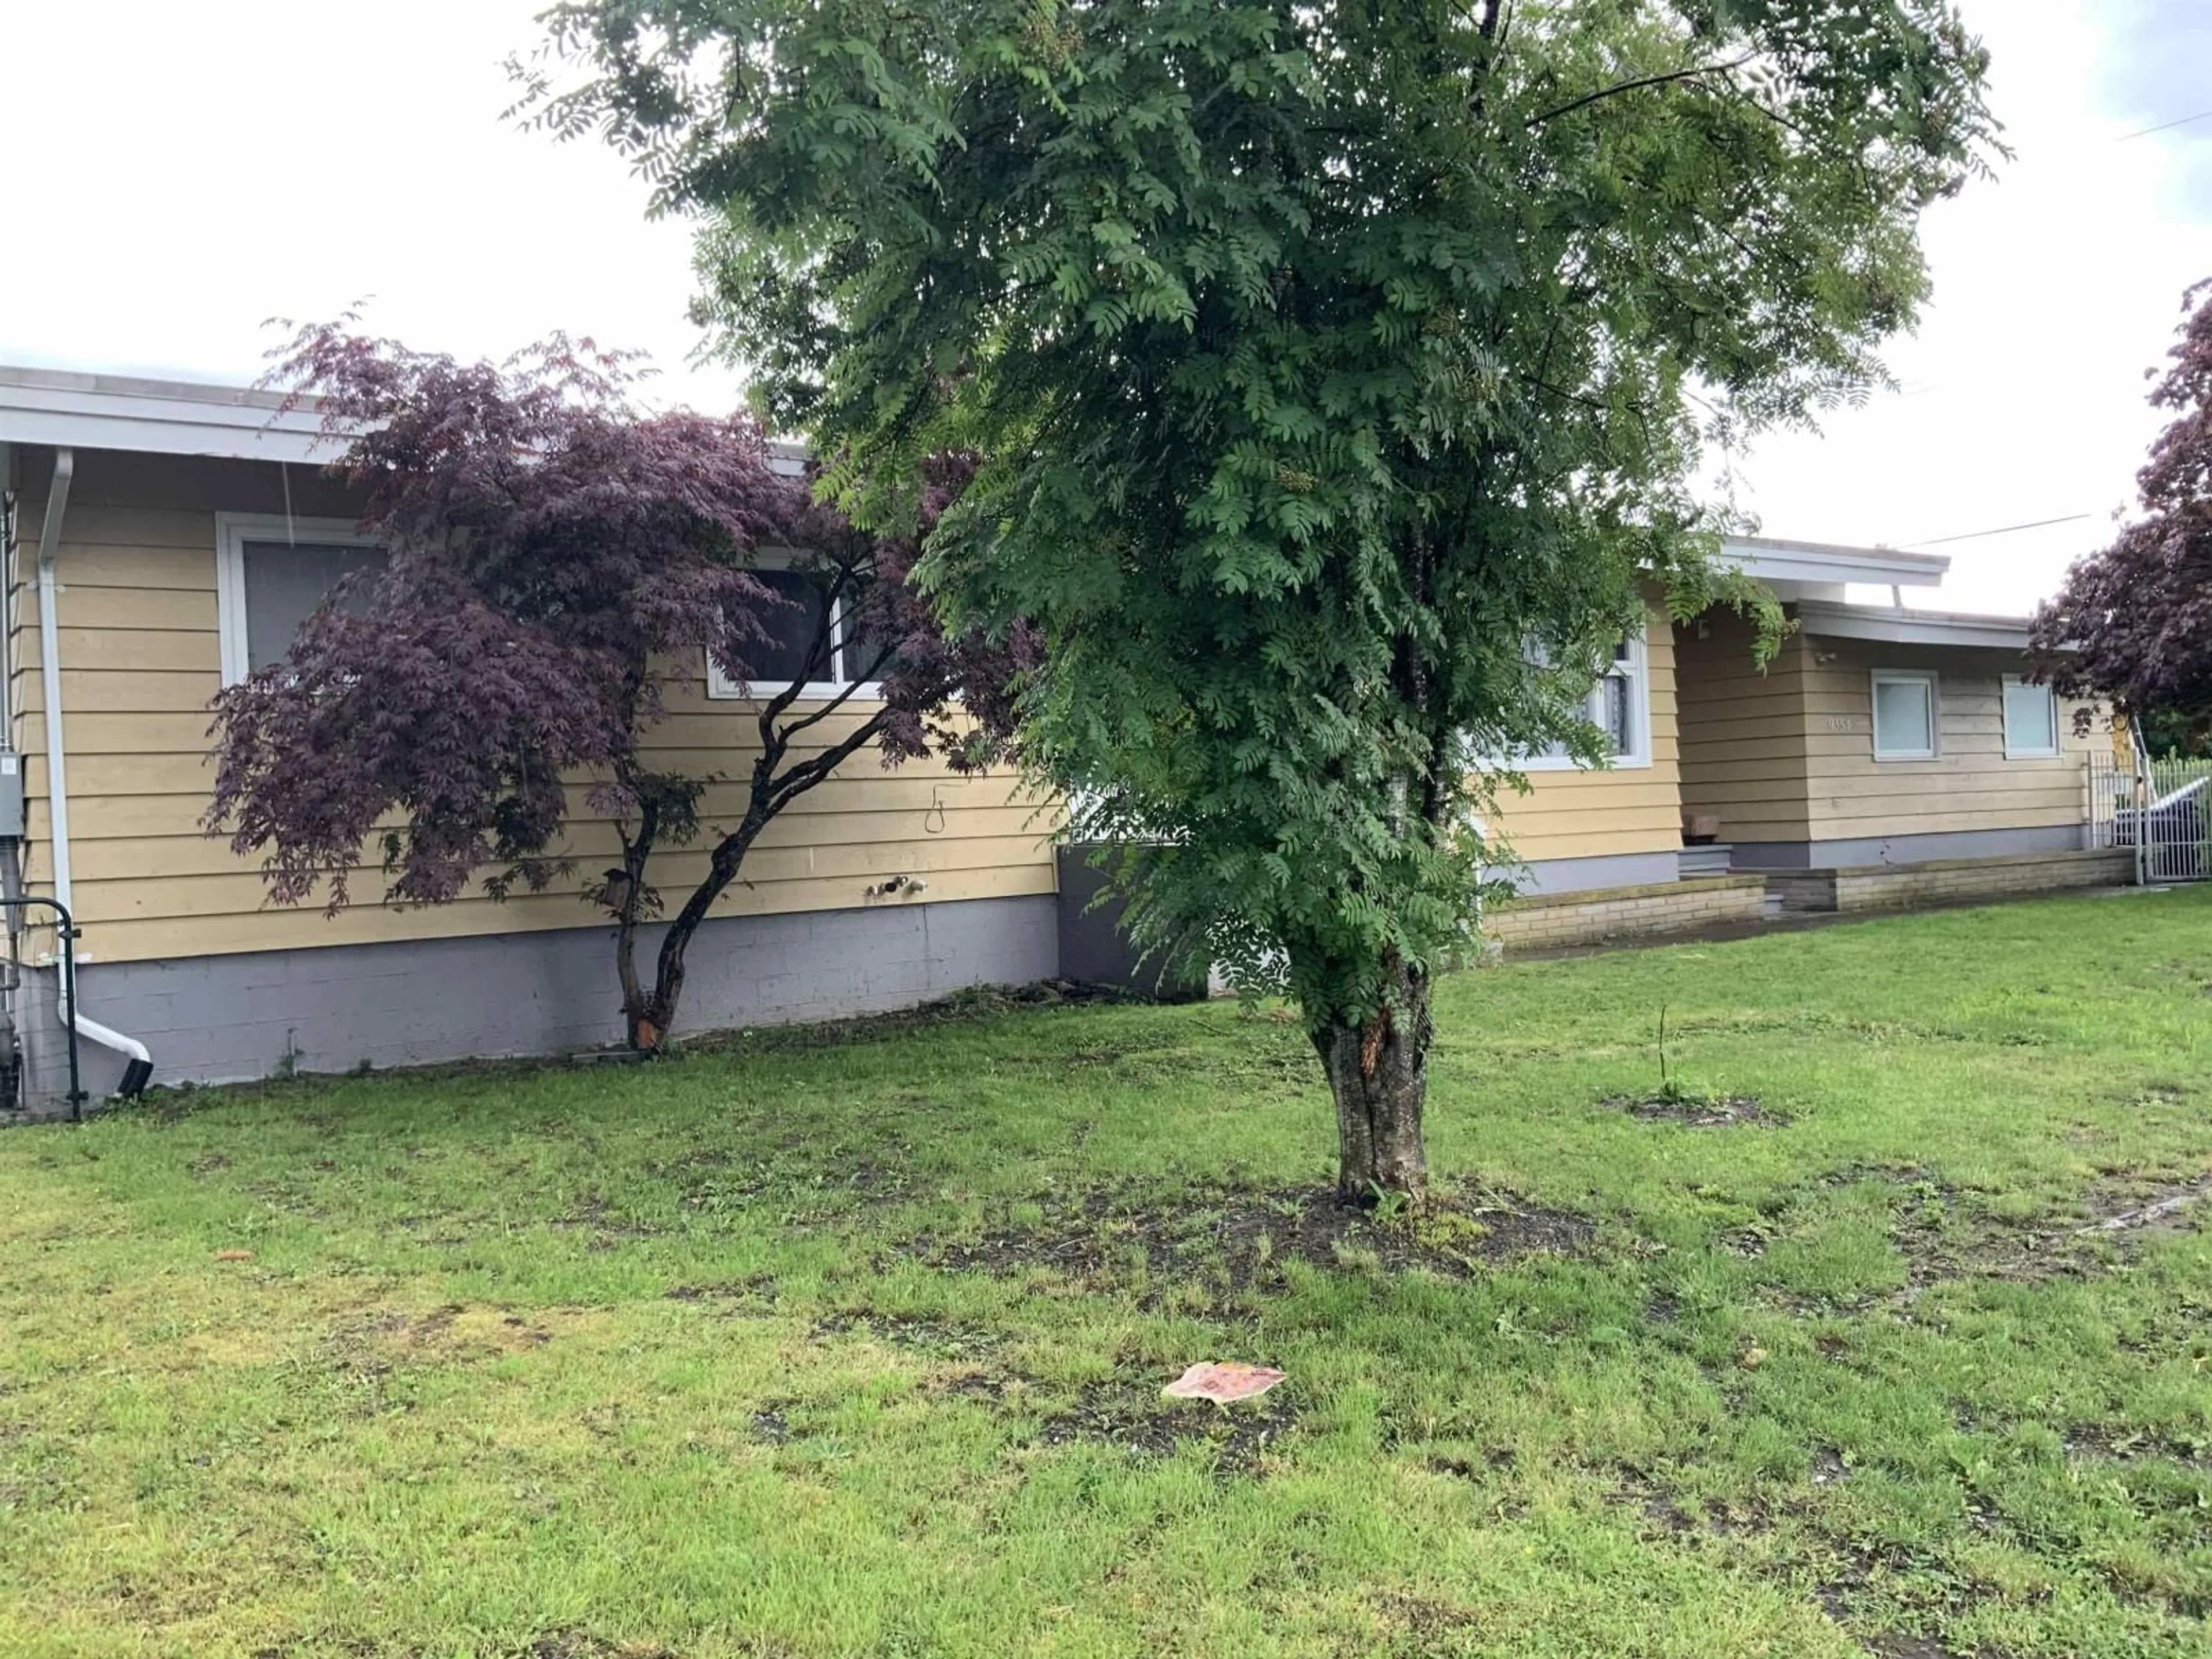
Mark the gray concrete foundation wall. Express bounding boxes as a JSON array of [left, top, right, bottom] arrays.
[[1508, 850, 1683, 895], [1732, 824, 2087, 870], [16, 895, 1058, 1111]]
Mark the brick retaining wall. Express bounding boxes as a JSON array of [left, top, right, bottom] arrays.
[[1767, 848, 2136, 915], [1484, 875, 1770, 952]]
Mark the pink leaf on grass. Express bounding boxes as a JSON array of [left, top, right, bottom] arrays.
[[1162, 1362, 1286, 1403]]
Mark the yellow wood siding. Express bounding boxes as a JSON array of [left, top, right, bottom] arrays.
[[1488, 605, 1684, 866], [1674, 611, 1813, 843], [6, 448, 1055, 965], [1799, 639, 2098, 841]]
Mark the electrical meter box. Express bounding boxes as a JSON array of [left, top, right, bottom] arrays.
[[0, 752, 24, 839]]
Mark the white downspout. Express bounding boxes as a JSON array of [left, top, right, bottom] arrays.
[[35, 449, 153, 1093], [36, 448, 75, 913]]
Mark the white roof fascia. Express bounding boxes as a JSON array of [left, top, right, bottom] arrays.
[[1796, 601, 2032, 651], [1, 365, 812, 476], [0, 366, 341, 463], [1719, 535, 1951, 589]]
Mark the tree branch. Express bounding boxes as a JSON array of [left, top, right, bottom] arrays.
[[765, 707, 892, 819], [1526, 56, 1752, 129], [750, 559, 856, 745], [773, 647, 880, 744]]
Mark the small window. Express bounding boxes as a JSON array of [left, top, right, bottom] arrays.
[[2002, 675, 2060, 757], [705, 558, 885, 700], [216, 515, 387, 686], [1524, 631, 1652, 770], [1871, 669, 1939, 760]]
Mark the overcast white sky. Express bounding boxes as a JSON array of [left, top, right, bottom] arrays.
[[5, 1, 2207, 616]]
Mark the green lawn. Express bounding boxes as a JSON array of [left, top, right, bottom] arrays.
[[4, 889, 2211, 1658]]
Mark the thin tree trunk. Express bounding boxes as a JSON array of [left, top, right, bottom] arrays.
[[629, 669, 891, 1052], [637, 819, 764, 1050], [611, 789, 660, 1051], [1312, 953, 1432, 1204], [615, 908, 649, 1048]]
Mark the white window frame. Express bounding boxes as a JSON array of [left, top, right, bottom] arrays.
[[1870, 668, 1941, 762], [1516, 627, 1654, 772], [2001, 673, 2061, 759], [703, 551, 884, 702], [214, 513, 385, 688]]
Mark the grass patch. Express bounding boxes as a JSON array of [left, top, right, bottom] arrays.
[[3, 888, 2211, 1655]]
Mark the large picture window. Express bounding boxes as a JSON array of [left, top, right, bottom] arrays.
[[215, 514, 387, 686], [1871, 669, 1940, 760], [704, 558, 885, 700]]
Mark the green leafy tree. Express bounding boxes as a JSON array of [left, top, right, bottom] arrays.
[[522, 0, 1997, 1200]]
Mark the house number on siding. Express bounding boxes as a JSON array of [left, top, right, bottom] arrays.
[[1826, 716, 1866, 732]]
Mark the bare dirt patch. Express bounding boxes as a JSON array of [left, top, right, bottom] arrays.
[[1854, 1631, 1972, 1659], [933, 1369, 1035, 1404], [2075, 1171, 2211, 1237], [1885, 1165, 2211, 1293], [900, 1183, 1596, 1298], [809, 1309, 1005, 1360], [1034, 1378, 1298, 1474], [329, 1304, 596, 1376], [1810, 1544, 1979, 1657], [1370, 1588, 1479, 1648], [1608, 1093, 1780, 1127], [747, 1402, 797, 1446], [662, 1275, 779, 1310], [551, 1195, 662, 1249], [1885, 1177, 2051, 1290], [668, 1137, 920, 1222], [2063, 1421, 2212, 1470], [516, 1637, 679, 1659]]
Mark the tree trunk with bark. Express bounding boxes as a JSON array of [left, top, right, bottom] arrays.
[[629, 817, 764, 1051], [612, 650, 897, 1054], [1312, 952, 1432, 1204]]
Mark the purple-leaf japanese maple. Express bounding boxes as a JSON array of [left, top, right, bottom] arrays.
[[2031, 282, 2212, 745], [207, 324, 1035, 1050]]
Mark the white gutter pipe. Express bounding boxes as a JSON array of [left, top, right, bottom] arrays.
[[33, 447, 153, 1095], [63, 988, 151, 1095], [35, 447, 73, 912]]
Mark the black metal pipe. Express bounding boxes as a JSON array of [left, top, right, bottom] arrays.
[[0, 895, 84, 1119]]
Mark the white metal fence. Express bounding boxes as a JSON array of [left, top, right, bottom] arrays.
[[2089, 752, 2212, 884]]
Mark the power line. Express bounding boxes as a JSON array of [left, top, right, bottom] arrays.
[[2118, 108, 2212, 141], [1900, 513, 2094, 549]]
